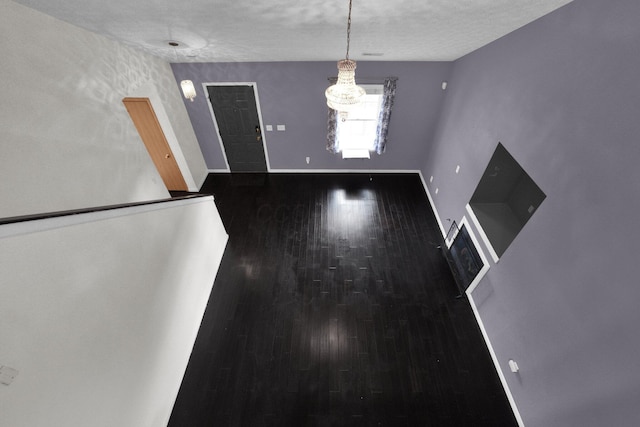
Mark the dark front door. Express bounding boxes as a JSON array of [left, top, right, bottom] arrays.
[[207, 85, 268, 172]]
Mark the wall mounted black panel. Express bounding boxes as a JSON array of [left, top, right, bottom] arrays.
[[470, 143, 546, 258]]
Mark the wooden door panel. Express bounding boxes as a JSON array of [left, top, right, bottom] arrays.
[[122, 97, 187, 191]]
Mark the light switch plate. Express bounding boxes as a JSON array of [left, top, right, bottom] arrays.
[[266, 125, 273, 131], [276, 125, 286, 131], [0, 366, 18, 385]]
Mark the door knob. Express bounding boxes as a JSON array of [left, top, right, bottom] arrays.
[[165, 154, 171, 159]]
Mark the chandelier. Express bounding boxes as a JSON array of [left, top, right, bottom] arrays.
[[325, 0, 365, 116]]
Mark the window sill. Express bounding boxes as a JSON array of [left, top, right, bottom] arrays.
[[341, 150, 371, 159]]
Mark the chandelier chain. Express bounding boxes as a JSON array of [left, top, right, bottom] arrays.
[[346, 0, 353, 60], [325, 0, 365, 115]]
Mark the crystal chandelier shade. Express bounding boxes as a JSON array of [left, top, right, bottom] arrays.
[[325, 60, 366, 112]]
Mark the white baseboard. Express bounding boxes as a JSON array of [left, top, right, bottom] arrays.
[[466, 294, 525, 427], [267, 169, 422, 174], [417, 171, 447, 239], [417, 171, 525, 427], [207, 168, 424, 174]]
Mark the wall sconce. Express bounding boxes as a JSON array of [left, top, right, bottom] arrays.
[[180, 80, 196, 102]]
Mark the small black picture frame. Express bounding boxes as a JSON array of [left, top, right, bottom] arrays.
[[449, 225, 484, 292]]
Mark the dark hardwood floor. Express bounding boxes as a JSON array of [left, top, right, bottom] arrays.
[[168, 173, 517, 427]]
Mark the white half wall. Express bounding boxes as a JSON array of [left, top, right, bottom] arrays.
[[0, 196, 228, 427], [0, 0, 208, 218]]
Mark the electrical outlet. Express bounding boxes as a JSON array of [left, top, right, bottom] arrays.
[[305, 157, 310, 164]]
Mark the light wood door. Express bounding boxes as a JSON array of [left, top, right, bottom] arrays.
[[122, 97, 188, 191], [207, 85, 267, 172]]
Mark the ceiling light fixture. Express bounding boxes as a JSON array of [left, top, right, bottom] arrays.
[[180, 80, 197, 102], [325, 0, 365, 118]]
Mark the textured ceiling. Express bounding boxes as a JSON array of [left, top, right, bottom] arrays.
[[13, 0, 573, 62]]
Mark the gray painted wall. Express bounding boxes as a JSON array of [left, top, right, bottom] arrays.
[[171, 61, 452, 171], [423, 0, 640, 425]]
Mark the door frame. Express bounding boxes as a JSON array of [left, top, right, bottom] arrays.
[[203, 82, 271, 172]]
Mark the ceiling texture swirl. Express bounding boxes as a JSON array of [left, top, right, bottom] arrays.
[[13, 0, 573, 62]]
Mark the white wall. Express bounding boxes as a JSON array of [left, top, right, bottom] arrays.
[[0, 0, 208, 218], [0, 197, 228, 427]]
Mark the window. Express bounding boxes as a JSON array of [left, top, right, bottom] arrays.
[[337, 85, 383, 159]]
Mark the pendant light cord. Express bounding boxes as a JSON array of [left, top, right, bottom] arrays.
[[345, 0, 353, 60]]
